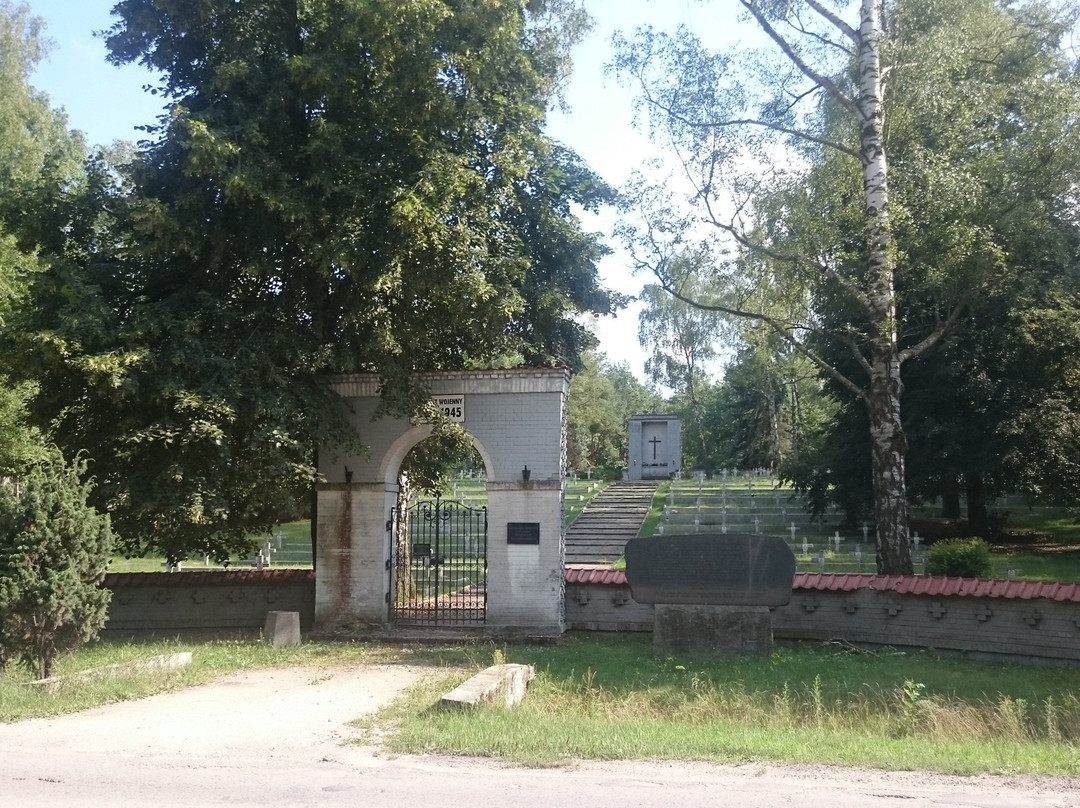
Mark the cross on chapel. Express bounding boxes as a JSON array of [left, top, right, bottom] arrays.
[[627, 415, 681, 480]]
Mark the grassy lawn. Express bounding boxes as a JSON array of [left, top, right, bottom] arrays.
[[998, 504, 1080, 544], [109, 520, 315, 572], [368, 634, 1080, 774], [986, 506, 1080, 582], [637, 481, 671, 537], [564, 478, 609, 525], [106, 485, 1080, 581], [108, 480, 615, 570], [3, 635, 1078, 776], [0, 638, 399, 722], [986, 550, 1080, 582]]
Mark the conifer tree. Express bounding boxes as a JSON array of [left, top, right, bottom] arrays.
[[0, 449, 113, 679]]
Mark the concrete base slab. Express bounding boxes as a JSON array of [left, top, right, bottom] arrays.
[[653, 604, 773, 658], [440, 663, 535, 709], [263, 611, 302, 647], [31, 652, 194, 691]]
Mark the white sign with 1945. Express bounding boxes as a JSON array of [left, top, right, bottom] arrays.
[[432, 394, 465, 422]]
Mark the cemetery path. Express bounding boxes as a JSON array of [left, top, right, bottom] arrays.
[[566, 480, 658, 564], [1, 663, 1078, 808], [0, 662, 423, 762]]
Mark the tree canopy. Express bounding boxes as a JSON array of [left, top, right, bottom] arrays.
[[614, 0, 1080, 571], [566, 351, 662, 477], [9, 0, 618, 561], [0, 1, 85, 472]]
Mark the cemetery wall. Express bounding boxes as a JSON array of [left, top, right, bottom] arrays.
[[100, 569, 1080, 665], [565, 570, 1080, 665], [101, 570, 315, 638]]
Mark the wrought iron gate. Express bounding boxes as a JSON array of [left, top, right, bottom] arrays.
[[388, 495, 488, 626]]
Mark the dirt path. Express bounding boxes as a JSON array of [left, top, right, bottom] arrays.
[[0, 663, 423, 763], [1, 664, 1078, 808]]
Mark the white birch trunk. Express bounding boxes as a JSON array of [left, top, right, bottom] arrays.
[[857, 0, 912, 574], [395, 473, 417, 602]]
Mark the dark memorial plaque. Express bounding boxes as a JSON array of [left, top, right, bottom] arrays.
[[625, 533, 795, 607], [507, 522, 540, 545]]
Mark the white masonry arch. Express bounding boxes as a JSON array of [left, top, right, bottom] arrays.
[[378, 425, 497, 487], [315, 368, 569, 636]]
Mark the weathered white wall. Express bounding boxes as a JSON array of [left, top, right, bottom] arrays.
[[315, 483, 390, 628], [316, 369, 568, 635], [486, 484, 564, 632]]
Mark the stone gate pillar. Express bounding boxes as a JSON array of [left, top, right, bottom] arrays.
[[315, 368, 569, 637]]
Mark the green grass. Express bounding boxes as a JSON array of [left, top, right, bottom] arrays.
[[1002, 505, 1080, 544], [110, 520, 315, 571], [637, 481, 671, 538], [564, 479, 608, 526], [108, 482, 1080, 581], [5, 635, 1079, 776], [0, 638, 401, 722], [368, 634, 1080, 774], [986, 551, 1080, 582], [109, 477, 615, 570], [985, 506, 1080, 582]]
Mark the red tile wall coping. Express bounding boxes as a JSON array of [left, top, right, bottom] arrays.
[[104, 570, 316, 588], [563, 567, 629, 586], [105, 568, 1080, 603], [563, 566, 1080, 603]]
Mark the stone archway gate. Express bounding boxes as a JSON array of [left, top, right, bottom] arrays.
[[315, 369, 568, 636]]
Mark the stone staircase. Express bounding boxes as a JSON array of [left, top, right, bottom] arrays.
[[565, 481, 658, 565]]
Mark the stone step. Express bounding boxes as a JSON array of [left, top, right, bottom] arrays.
[[440, 664, 535, 709], [566, 543, 631, 559], [565, 480, 657, 564]]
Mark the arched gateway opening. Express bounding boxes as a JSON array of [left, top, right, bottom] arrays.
[[315, 369, 568, 637], [388, 439, 488, 627]]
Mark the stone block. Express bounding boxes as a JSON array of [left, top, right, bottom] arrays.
[[653, 604, 773, 658], [263, 610, 302, 647], [626, 534, 795, 607], [440, 663, 535, 709], [30, 652, 194, 691]]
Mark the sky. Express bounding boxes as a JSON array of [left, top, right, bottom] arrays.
[[24, 0, 738, 380]]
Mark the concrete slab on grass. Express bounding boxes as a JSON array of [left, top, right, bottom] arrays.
[[30, 652, 194, 691], [440, 663, 535, 709]]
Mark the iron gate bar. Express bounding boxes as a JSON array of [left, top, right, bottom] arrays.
[[389, 493, 487, 627]]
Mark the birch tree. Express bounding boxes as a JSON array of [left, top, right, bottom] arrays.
[[614, 0, 1080, 573], [637, 252, 726, 468]]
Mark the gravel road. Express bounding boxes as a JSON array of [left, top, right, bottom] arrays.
[[1, 663, 1077, 807]]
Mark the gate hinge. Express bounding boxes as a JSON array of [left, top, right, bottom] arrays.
[[385, 559, 391, 571], [385, 592, 390, 604]]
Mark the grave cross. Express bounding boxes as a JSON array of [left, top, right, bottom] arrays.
[[648, 435, 662, 460]]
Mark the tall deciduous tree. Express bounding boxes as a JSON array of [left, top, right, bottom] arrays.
[[567, 351, 661, 476], [0, 1, 85, 471], [637, 251, 726, 468], [614, 0, 1080, 573], [14, 0, 617, 561], [789, 0, 1080, 533]]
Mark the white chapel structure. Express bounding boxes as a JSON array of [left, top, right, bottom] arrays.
[[627, 415, 682, 480]]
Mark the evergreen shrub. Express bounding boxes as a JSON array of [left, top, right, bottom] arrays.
[[0, 450, 113, 678], [926, 537, 992, 578]]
